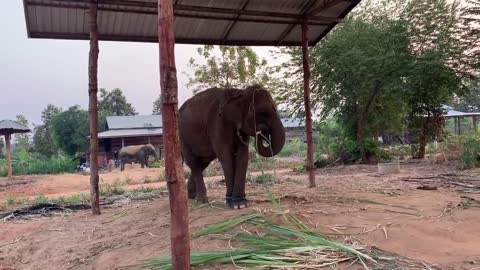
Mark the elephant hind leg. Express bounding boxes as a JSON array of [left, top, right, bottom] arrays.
[[186, 158, 211, 204]]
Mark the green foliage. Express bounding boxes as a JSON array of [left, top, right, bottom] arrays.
[[50, 105, 90, 156], [98, 88, 137, 116], [149, 159, 164, 168], [252, 173, 276, 184], [461, 135, 480, 169], [187, 45, 274, 93], [34, 194, 49, 204], [278, 138, 307, 157], [0, 137, 4, 159], [13, 115, 31, 152], [100, 180, 126, 196], [33, 104, 62, 157], [0, 154, 76, 177], [152, 95, 162, 115]]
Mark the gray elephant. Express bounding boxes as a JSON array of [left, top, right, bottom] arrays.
[[178, 85, 285, 209], [118, 144, 159, 171]]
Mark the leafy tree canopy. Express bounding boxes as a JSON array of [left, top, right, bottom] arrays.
[[186, 45, 273, 93], [98, 88, 137, 116], [50, 105, 90, 156], [33, 104, 62, 157]]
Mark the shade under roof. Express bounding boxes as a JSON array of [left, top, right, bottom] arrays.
[[23, 0, 360, 46]]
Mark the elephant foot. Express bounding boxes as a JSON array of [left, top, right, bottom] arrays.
[[187, 190, 196, 200], [195, 194, 209, 204], [226, 197, 248, 209]]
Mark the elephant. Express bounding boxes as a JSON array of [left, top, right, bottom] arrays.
[[178, 84, 285, 209], [118, 144, 159, 171]]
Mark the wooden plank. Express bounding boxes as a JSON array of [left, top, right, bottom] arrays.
[[301, 21, 316, 188], [88, 2, 101, 215], [158, 0, 191, 268]]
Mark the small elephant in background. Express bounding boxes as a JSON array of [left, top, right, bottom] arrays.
[[178, 84, 286, 209], [118, 144, 159, 171]]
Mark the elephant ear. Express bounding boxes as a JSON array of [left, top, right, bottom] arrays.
[[219, 90, 248, 128]]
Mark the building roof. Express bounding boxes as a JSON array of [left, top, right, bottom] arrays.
[[98, 127, 162, 139], [106, 115, 162, 130], [0, 120, 31, 136], [442, 105, 480, 118], [281, 118, 304, 128], [23, 0, 360, 46]]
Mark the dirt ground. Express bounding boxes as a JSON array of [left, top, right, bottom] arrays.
[[1, 161, 480, 270]]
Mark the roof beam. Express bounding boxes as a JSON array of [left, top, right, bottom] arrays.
[[306, 0, 351, 17], [276, 0, 318, 46], [32, 0, 341, 23], [27, 2, 332, 26], [221, 0, 251, 42]]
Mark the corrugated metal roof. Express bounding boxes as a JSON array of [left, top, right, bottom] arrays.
[[106, 115, 162, 130], [98, 127, 163, 139], [23, 0, 361, 46]]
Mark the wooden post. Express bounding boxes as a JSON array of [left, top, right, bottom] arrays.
[[88, 1, 101, 215], [158, 0, 191, 269], [5, 135, 12, 179], [301, 21, 316, 188]]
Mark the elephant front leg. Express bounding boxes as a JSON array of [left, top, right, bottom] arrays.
[[120, 161, 125, 171], [231, 145, 249, 209], [216, 150, 235, 207]]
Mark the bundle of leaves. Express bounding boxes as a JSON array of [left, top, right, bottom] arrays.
[[141, 211, 375, 269]]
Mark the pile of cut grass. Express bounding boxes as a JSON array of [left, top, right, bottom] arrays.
[[140, 210, 375, 270]]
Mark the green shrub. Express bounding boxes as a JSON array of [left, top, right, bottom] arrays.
[[149, 159, 164, 168], [0, 155, 76, 177], [251, 173, 276, 184], [278, 138, 307, 157], [462, 135, 480, 169]]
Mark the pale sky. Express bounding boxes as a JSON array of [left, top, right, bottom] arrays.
[[0, 1, 275, 127]]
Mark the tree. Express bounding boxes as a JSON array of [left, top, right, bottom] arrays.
[[14, 115, 31, 151], [403, 0, 467, 158], [51, 105, 90, 156], [405, 52, 461, 157], [450, 78, 480, 112], [33, 104, 62, 157], [276, 18, 412, 162], [152, 96, 161, 115], [98, 88, 137, 116], [186, 45, 273, 93]]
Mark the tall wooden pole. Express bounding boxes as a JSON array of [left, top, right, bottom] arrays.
[[301, 21, 316, 188], [5, 135, 12, 179], [88, 1, 101, 215], [158, 0, 191, 269]]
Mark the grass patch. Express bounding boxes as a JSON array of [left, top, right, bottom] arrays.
[[251, 173, 276, 184], [142, 210, 374, 270], [100, 180, 125, 196], [0, 156, 76, 177]]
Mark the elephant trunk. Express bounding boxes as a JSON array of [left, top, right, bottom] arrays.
[[255, 118, 285, 157]]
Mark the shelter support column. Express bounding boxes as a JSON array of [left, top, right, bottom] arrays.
[[88, 2, 101, 215], [158, 0, 191, 269], [5, 135, 12, 179], [301, 21, 316, 188]]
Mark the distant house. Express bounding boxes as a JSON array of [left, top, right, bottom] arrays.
[[281, 118, 305, 142], [98, 115, 163, 162]]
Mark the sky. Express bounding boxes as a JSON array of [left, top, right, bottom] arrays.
[[0, 1, 275, 127]]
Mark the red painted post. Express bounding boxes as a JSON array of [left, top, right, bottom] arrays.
[[88, 1, 101, 215], [301, 21, 316, 188], [158, 0, 191, 269]]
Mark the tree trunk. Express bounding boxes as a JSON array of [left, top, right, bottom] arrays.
[[417, 121, 427, 159], [356, 115, 368, 163], [5, 134, 12, 179], [88, 2, 101, 215], [158, 0, 191, 269], [301, 21, 316, 188]]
